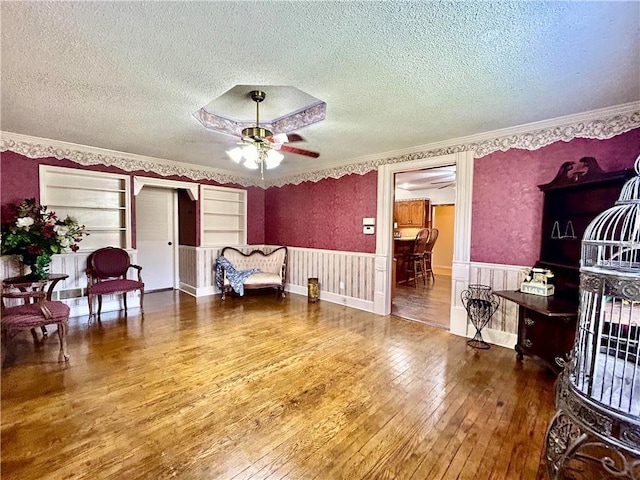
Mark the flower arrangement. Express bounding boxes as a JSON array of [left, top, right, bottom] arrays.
[[1, 198, 89, 278]]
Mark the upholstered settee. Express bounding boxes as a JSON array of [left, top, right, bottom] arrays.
[[216, 246, 287, 299]]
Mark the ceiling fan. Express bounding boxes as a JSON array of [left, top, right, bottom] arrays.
[[432, 179, 456, 189], [226, 90, 320, 179]]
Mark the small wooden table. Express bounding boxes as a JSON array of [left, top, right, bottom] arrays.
[[494, 290, 578, 373], [2, 274, 69, 341], [3, 274, 69, 300]]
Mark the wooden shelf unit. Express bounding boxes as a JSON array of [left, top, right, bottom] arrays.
[[498, 157, 633, 373], [200, 185, 247, 246]]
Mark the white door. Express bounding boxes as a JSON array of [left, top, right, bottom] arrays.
[[136, 187, 176, 292]]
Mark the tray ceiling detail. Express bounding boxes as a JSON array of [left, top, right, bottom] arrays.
[[195, 85, 326, 138]]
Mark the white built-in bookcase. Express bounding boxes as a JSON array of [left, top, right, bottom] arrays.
[[39, 165, 132, 250], [200, 185, 247, 246]]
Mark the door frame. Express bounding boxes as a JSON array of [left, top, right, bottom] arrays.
[[133, 176, 199, 291], [374, 151, 474, 337]]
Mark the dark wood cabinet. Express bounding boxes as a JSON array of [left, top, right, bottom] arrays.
[[496, 291, 577, 373], [496, 157, 632, 373], [394, 200, 431, 227], [395, 202, 411, 226], [537, 158, 632, 299]]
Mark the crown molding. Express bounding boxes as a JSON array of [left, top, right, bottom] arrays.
[[0, 132, 265, 188], [2, 102, 639, 190], [265, 101, 640, 187]]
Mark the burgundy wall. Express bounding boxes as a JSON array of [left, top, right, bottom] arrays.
[[246, 186, 265, 245], [264, 171, 378, 253], [471, 128, 640, 266], [0, 151, 265, 246], [3, 127, 638, 260], [178, 190, 197, 246]]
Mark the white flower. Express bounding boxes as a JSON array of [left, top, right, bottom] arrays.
[[60, 237, 72, 248], [16, 217, 34, 229], [54, 225, 69, 236]]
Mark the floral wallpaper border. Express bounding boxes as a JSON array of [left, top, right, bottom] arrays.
[[2, 104, 639, 189]]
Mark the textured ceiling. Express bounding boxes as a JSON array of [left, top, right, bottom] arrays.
[[1, 1, 639, 179]]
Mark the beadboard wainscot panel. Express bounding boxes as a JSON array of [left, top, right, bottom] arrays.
[[285, 246, 375, 312], [468, 261, 528, 349], [1, 251, 141, 318], [178, 245, 198, 295]]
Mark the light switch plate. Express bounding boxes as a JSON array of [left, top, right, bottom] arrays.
[[363, 226, 375, 235], [363, 217, 375, 226]]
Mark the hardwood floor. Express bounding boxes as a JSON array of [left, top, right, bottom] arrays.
[[1, 290, 556, 479], [392, 274, 452, 329]]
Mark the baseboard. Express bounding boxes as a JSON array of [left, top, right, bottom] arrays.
[[433, 266, 452, 276], [449, 305, 469, 337], [286, 284, 374, 313], [466, 326, 517, 351], [179, 282, 198, 297], [68, 298, 141, 320]]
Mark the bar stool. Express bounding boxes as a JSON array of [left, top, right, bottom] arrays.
[[405, 229, 430, 287]]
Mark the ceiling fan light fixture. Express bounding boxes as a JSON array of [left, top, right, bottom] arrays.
[[241, 126, 273, 141], [226, 147, 244, 163], [222, 89, 319, 179], [271, 133, 289, 144], [244, 156, 260, 170], [265, 149, 284, 169], [241, 144, 259, 163]]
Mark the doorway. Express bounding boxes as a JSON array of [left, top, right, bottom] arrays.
[[136, 187, 178, 292], [374, 150, 473, 337], [391, 167, 455, 329]]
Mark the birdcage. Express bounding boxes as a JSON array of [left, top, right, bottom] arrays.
[[545, 155, 640, 478]]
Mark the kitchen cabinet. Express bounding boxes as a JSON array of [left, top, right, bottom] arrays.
[[394, 200, 431, 227]]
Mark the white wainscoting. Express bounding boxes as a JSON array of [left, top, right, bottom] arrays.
[[1, 251, 141, 318], [284, 246, 376, 312], [467, 261, 527, 349], [2, 250, 525, 350], [180, 245, 376, 311], [178, 246, 198, 295]]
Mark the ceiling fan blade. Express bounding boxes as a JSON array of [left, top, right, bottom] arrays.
[[267, 132, 306, 145], [285, 133, 305, 143], [280, 145, 320, 158]]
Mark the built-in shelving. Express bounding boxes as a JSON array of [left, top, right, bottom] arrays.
[[39, 165, 132, 250], [200, 185, 247, 246]]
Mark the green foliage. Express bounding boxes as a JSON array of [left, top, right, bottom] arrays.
[[1, 198, 89, 278]]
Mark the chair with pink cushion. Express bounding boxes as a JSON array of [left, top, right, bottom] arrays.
[[1, 281, 70, 365], [86, 247, 144, 320]]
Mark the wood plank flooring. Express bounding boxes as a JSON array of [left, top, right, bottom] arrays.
[[1, 290, 556, 479], [392, 274, 452, 329]]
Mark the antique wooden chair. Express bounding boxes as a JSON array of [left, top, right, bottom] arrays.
[[86, 247, 144, 319], [1, 281, 70, 365]]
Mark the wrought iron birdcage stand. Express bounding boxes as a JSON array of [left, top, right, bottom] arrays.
[[544, 156, 640, 479]]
